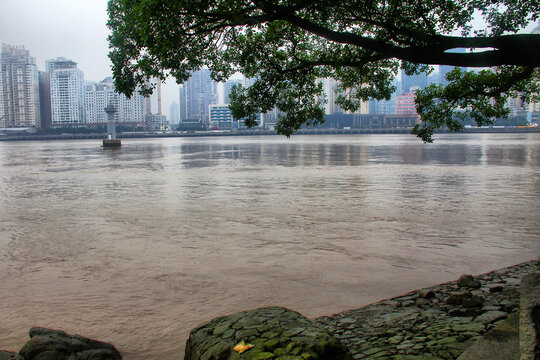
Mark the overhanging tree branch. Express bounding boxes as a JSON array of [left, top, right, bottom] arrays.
[[107, 0, 540, 142]]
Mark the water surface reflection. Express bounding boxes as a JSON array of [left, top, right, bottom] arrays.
[[0, 133, 538, 359]]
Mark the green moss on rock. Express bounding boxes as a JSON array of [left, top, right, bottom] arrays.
[[184, 307, 352, 360]]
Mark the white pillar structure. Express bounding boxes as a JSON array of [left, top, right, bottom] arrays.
[[103, 103, 121, 147], [105, 104, 117, 140]]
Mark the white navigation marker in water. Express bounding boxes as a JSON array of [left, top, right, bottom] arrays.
[[103, 103, 121, 148]]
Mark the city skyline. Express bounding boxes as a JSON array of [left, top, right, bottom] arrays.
[[0, 0, 178, 119]]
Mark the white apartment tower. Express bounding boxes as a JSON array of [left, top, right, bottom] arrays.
[[85, 77, 146, 124], [0, 45, 41, 128], [322, 78, 345, 115], [48, 57, 85, 125]]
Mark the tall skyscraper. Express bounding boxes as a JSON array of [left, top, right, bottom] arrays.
[[0, 45, 41, 128], [48, 57, 85, 125], [179, 69, 217, 123]]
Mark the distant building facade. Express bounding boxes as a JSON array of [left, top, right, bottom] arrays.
[[209, 104, 263, 129], [321, 78, 344, 115], [85, 77, 146, 124], [401, 70, 428, 93], [179, 69, 217, 123], [395, 92, 417, 115], [369, 96, 396, 115], [224, 79, 242, 105], [169, 101, 179, 125], [0, 45, 41, 128], [145, 113, 168, 131], [354, 114, 419, 128], [38, 71, 52, 128], [48, 57, 85, 125]]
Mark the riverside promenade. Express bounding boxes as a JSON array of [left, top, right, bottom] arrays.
[[316, 260, 539, 360]]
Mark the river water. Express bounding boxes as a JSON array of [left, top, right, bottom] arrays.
[[0, 133, 538, 359]]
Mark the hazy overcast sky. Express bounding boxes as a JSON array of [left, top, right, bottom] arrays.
[[1, 0, 111, 81]]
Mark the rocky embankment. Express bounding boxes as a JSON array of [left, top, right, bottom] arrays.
[[2, 261, 537, 360], [316, 260, 539, 360]]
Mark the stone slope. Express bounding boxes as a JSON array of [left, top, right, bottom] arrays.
[[316, 261, 539, 360]]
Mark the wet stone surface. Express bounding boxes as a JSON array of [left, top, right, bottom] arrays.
[[184, 307, 352, 360], [316, 261, 539, 360]]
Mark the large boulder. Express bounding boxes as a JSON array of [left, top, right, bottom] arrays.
[[457, 311, 519, 360], [184, 307, 352, 360], [18, 327, 121, 360], [457, 275, 481, 289]]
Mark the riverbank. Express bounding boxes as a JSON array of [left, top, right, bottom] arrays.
[[0, 126, 538, 141], [316, 260, 539, 360], [3, 261, 537, 359]]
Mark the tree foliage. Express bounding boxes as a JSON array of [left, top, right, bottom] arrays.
[[107, 0, 540, 142]]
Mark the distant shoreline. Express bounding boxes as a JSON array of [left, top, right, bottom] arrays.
[[0, 126, 538, 142]]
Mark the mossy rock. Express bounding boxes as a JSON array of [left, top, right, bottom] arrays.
[[18, 327, 121, 360], [184, 307, 352, 360]]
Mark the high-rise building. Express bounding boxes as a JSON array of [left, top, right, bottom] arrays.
[[146, 113, 168, 131], [507, 96, 527, 117], [369, 97, 396, 115], [85, 80, 117, 124], [224, 79, 242, 104], [395, 92, 417, 115], [0, 45, 41, 128], [439, 66, 453, 87], [209, 104, 263, 129], [438, 48, 467, 87], [85, 77, 146, 124], [169, 101, 179, 125], [45, 57, 77, 73], [179, 69, 217, 123], [401, 70, 428, 93], [322, 78, 344, 115], [320, 78, 371, 115], [38, 71, 52, 128], [49, 57, 86, 125], [178, 85, 185, 121]]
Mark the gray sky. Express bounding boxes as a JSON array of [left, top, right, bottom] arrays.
[[1, 0, 111, 81]]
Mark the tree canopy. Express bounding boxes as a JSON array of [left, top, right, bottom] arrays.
[[107, 0, 540, 142]]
